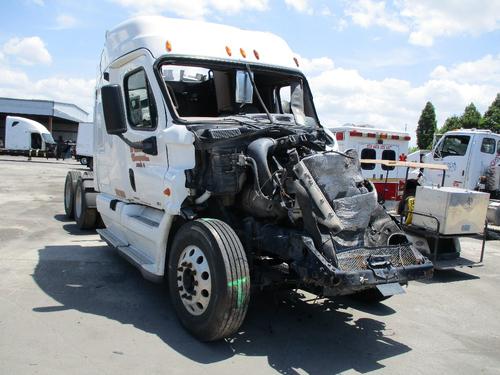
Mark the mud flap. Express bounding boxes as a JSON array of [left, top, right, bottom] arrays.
[[376, 283, 405, 297]]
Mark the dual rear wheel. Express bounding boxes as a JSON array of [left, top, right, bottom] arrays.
[[64, 171, 100, 229]]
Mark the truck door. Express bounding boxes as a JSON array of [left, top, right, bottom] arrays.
[[31, 133, 42, 149], [120, 61, 168, 208], [432, 134, 471, 187], [475, 136, 497, 187]]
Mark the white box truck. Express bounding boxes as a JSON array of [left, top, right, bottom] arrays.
[[76, 122, 94, 169], [2, 116, 56, 156], [62, 16, 432, 341]]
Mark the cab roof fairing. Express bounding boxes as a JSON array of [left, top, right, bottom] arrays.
[[103, 16, 302, 72]]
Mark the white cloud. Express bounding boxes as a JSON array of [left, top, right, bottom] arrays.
[[299, 56, 335, 74], [0, 56, 94, 114], [304, 54, 499, 138], [344, 0, 408, 33], [401, 0, 500, 46], [53, 14, 78, 30], [0, 71, 95, 115], [430, 54, 500, 84], [31, 0, 44, 5], [320, 5, 331, 16], [284, 0, 313, 15], [111, 0, 269, 19], [343, 0, 500, 46], [2, 36, 52, 65]]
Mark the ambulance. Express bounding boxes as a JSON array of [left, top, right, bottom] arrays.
[[330, 124, 411, 209]]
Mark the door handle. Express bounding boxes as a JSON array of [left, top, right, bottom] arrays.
[[129, 168, 136, 192]]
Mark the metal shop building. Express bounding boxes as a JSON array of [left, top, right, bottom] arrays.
[[0, 97, 89, 146]]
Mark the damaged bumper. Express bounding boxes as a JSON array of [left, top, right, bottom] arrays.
[[295, 236, 433, 296]]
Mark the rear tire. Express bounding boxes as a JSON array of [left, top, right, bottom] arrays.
[[74, 178, 97, 230], [351, 288, 391, 303], [168, 219, 250, 341], [64, 171, 81, 219]]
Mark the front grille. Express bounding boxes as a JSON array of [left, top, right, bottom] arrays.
[[336, 243, 422, 272]]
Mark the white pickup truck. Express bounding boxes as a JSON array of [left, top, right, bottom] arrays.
[[62, 16, 432, 341]]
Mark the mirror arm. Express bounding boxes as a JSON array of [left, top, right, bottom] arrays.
[[116, 134, 157, 156], [117, 134, 144, 150]]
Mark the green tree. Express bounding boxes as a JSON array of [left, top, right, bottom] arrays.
[[439, 115, 462, 133], [416, 101, 437, 149], [461, 102, 482, 129], [480, 93, 500, 132]]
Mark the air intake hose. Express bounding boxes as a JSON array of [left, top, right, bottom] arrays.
[[247, 137, 276, 196]]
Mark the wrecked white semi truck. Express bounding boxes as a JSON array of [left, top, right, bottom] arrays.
[[63, 16, 432, 341]]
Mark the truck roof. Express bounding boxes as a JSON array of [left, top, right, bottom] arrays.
[[328, 123, 410, 138], [6, 116, 50, 134], [444, 128, 499, 136], [104, 16, 301, 71]]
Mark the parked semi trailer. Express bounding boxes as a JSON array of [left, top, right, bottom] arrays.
[[63, 16, 432, 341]]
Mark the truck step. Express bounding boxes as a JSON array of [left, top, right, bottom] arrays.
[[97, 228, 127, 248]]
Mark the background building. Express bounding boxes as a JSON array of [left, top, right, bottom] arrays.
[[0, 97, 89, 146]]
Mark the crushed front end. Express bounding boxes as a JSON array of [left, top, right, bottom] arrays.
[[186, 124, 432, 298]]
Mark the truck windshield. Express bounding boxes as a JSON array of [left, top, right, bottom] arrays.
[[436, 135, 470, 158], [42, 133, 55, 144], [158, 61, 319, 127]]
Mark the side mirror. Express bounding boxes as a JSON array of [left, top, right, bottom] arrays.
[[101, 85, 127, 135], [235, 70, 254, 104]]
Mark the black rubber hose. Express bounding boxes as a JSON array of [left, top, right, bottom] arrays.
[[247, 137, 276, 196]]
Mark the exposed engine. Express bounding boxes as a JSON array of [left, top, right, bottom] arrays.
[[184, 123, 429, 294]]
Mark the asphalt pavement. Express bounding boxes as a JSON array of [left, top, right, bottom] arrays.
[[1, 155, 499, 375]]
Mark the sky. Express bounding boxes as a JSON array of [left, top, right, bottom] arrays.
[[0, 0, 499, 140]]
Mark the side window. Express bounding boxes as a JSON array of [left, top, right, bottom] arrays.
[[124, 69, 157, 130], [481, 137, 495, 154], [360, 148, 376, 170], [381, 149, 396, 170], [497, 140, 500, 155]]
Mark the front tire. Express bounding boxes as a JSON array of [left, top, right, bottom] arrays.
[[168, 219, 250, 341]]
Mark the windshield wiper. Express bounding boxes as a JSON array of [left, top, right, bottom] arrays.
[[245, 64, 275, 125]]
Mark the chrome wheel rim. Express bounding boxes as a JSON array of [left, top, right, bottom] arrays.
[[177, 245, 211, 316], [74, 184, 82, 219]]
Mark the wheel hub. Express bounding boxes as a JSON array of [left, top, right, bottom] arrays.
[[177, 245, 211, 316]]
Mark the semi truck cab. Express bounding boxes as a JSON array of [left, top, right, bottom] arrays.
[[64, 16, 432, 341]]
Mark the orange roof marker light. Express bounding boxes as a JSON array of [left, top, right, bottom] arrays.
[[240, 48, 247, 58], [225, 46, 232, 56], [293, 57, 300, 67], [253, 49, 260, 60], [165, 40, 172, 52]]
